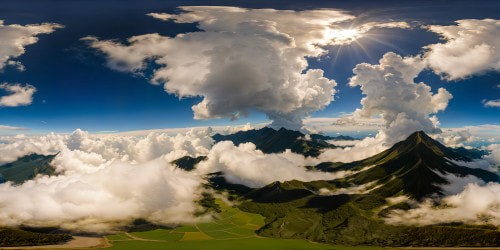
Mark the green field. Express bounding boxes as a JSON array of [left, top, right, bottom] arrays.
[[105, 199, 390, 250]]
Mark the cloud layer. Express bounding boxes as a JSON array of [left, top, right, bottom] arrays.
[[0, 128, 344, 230], [386, 182, 500, 226], [0, 129, 216, 231], [196, 141, 341, 188]]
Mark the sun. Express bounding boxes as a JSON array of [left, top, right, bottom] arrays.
[[326, 28, 363, 45]]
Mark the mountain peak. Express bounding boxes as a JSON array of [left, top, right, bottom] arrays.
[[408, 131, 434, 143], [337, 130, 499, 199]]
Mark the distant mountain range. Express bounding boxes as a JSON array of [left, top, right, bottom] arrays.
[[212, 127, 355, 157]]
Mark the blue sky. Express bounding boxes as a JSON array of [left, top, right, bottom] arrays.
[[0, 0, 498, 134]]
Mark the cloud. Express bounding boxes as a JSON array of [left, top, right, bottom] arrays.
[[441, 124, 500, 144], [0, 125, 28, 131], [348, 52, 452, 145], [0, 158, 204, 232], [97, 123, 268, 138], [195, 141, 338, 188], [0, 20, 63, 71], [315, 52, 453, 163], [483, 99, 500, 108], [324, 21, 411, 45], [0, 127, 366, 231], [0, 128, 214, 165], [84, 7, 409, 131], [424, 19, 500, 80], [433, 129, 477, 148], [0, 128, 217, 231], [483, 144, 500, 167], [386, 182, 500, 226], [0, 83, 36, 107], [318, 135, 388, 163], [303, 116, 383, 134]]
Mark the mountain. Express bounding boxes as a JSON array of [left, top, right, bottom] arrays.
[[171, 156, 206, 171], [310, 134, 356, 141], [212, 127, 335, 157], [451, 146, 489, 159], [317, 131, 499, 199], [0, 153, 57, 184], [232, 131, 500, 246]]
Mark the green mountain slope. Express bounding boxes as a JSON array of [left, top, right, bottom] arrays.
[[315, 131, 499, 199], [239, 182, 500, 246], [233, 131, 500, 246], [0, 153, 57, 184]]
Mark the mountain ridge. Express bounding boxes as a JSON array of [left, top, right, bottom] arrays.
[[212, 127, 336, 157], [235, 131, 500, 246]]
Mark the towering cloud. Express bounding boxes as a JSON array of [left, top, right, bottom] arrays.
[[0, 20, 62, 71], [424, 19, 500, 80], [84, 7, 409, 131], [0, 83, 36, 107], [349, 52, 452, 145]]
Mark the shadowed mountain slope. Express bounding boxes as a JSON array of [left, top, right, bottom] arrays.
[[212, 127, 335, 157], [316, 131, 499, 199], [0, 153, 57, 184]]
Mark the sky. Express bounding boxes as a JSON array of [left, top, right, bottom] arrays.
[[0, 0, 499, 135]]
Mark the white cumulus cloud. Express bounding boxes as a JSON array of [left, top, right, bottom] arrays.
[[348, 52, 452, 145], [0, 20, 62, 71], [0, 83, 36, 107], [386, 182, 500, 226], [424, 19, 500, 80], [195, 141, 358, 188], [84, 7, 410, 131]]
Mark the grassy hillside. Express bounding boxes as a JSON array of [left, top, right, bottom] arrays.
[[239, 181, 500, 247], [106, 199, 367, 250]]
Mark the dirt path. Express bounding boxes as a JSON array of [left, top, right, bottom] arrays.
[[0, 236, 106, 249], [122, 232, 165, 242]]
